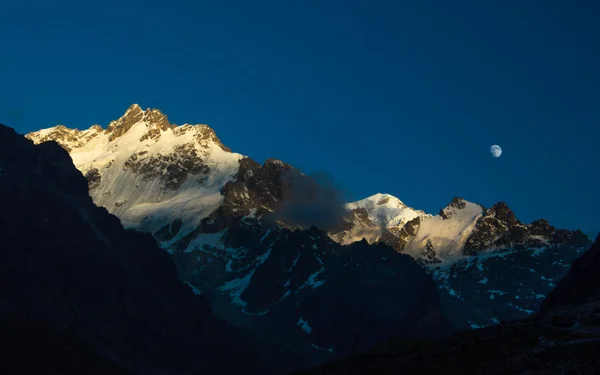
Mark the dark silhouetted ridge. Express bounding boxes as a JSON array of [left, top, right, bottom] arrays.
[[0, 123, 263, 375]]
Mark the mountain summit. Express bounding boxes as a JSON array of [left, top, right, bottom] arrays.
[[27, 104, 242, 235]]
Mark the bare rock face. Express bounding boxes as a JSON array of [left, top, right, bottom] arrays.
[[529, 218, 555, 236], [122, 143, 211, 191], [106, 104, 145, 141], [186, 156, 302, 236], [419, 240, 442, 266], [464, 202, 586, 255], [225, 157, 300, 217], [105, 105, 176, 142], [0, 123, 262, 375], [393, 216, 422, 252], [194, 156, 344, 236], [144, 108, 172, 131], [439, 197, 467, 220], [462, 202, 518, 253], [84, 168, 102, 190]]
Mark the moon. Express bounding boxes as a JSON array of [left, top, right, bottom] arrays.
[[490, 145, 502, 158]]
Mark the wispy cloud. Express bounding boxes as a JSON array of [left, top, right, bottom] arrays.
[[269, 169, 349, 232]]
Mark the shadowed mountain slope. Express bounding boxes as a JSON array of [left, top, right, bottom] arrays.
[[298, 235, 600, 375], [0, 123, 262, 375]]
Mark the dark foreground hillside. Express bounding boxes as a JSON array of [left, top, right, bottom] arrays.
[[300, 235, 600, 375], [0, 123, 262, 374], [0, 316, 134, 375]]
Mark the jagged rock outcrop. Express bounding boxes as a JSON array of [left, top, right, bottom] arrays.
[[462, 202, 516, 252], [0, 124, 262, 375], [419, 240, 442, 266], [439, 197, 467, 219], [198, 157, 307, 231], [105, 104, 173, 141], [464, 203, 589, 255], [389, 216, 422, 252]]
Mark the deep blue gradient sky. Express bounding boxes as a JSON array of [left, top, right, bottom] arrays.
[[1, 1, 598, 237]]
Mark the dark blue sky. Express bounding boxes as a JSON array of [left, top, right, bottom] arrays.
[[1, 0, 598, 237]]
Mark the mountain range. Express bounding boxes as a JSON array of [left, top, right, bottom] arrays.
[[20, 104, 593, 372], [26, 105, 590, 268]]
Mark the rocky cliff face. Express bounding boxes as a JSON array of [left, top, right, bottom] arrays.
[[463, 202, 588, 255], [0, 124, 261, 375]]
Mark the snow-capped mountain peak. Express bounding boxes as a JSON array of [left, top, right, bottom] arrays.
[[105, 103, 171, 141], [347, 193, 407, 208], [404, 197, 485, 263], [327, 193, 431, 250], [438, 197, 483, 220], [26, 104, 244, 236], [344, 193, 430, 228], [333, 195, 488, 264]]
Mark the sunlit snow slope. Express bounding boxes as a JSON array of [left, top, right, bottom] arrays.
[[345, 193, 430, 228], [404, 199, 485, 262], [27, 104, 243, 235]]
